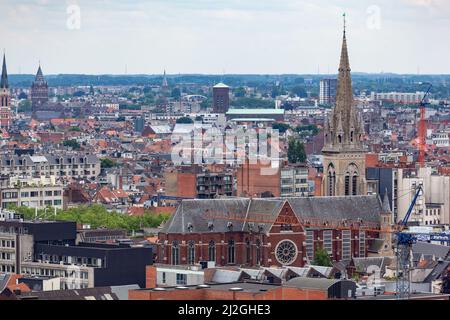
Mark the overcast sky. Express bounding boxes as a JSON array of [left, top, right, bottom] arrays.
[[0, 0, 449, 75]]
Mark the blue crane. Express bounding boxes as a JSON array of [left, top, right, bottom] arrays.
[[395, 184, 450, 299]]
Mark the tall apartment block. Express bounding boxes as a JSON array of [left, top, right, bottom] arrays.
[[319, 78, 337, 105]]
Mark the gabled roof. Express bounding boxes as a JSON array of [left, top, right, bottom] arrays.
[[160, 195, 383, 234]]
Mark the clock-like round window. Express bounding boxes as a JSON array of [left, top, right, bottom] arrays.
[[275, 240, 298, 265]]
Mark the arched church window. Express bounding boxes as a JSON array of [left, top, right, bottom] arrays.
[[208, 240, 216, 262], [352, 174, 358, 195], [350, 131, 354, 142], [228, 240, 235, 264], [187, 240, 195, 265], [338, 135, 342, 143], [172, 240, 179, 265], [345, 174, 350, 196]]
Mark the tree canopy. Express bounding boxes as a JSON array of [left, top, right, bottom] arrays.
[[313, 245, 332, 267], [176, 117, 194, 124], [9, 205, 170, 232], [63, 139, 81, 150], [287, 138, 306, 164]]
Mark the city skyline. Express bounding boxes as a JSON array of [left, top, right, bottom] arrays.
[[0, 0, 449, 75]]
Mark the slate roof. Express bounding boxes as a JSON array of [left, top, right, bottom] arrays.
[[161, 195, 383, 234], [412, 242, 450, 260], [17, 287, 119, 300]]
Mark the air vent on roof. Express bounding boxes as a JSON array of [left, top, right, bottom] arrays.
[[229, 287, 243, 292], [153, 287, 166, 291], [197, 285, 210, 289], [227, 222, 233, 231], [187, 223, 193, 232], [175, 286, 188, 290], [208, 222, 214, 231]]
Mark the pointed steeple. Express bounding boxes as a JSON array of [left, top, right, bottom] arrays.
[[162, 69, 168, 88], [382, 188, 391, 213], [335, 13, 353, 118], [35, 63, 46, 83], [1, 54, 8, 89]]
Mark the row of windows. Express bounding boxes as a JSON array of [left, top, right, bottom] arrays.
[[169, 240, 262, 266], [0, 240, 15, 248], [21, 267, 89, 279], [0, 264, 15, 273], [2, 191, 62, 199], [0, 252, 15, 260], [306, 230, 364, 261]]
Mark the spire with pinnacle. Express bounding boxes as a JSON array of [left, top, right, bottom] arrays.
[[34, 63, 46, 84], [1, 54, 8, 89], [323, 14, 365, 152]]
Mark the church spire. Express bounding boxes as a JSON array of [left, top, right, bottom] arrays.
[[1, 53, 8, 89], [335, 13, 353, 117]]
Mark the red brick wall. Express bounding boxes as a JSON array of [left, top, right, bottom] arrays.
[[237, 162, 280, 197], [129, 287, 328, 300], [146, 266, 157, 289]]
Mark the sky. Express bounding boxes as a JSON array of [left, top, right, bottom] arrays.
[[0, 0, 449, 75]]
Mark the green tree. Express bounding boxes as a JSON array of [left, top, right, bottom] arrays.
[[176, 117, 194, 124], [233, 87, 246, 98], [272, 123, 291, 134], [18, 100, 32, 113], [63, 139, 81, 150], [171, 87, 181, 99], [291, 86, 307, 98], [100, 158, 117, 169], [287, 138, 306, 164], [313, 245, 332, 267]]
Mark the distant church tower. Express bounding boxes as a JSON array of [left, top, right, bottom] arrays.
[[31, 64, 49, 117], [161, 69, 169, 91], [322, 19, 367, 196], [0, 54, 11, 129]]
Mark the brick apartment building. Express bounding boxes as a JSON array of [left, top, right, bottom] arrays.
[[156, 195, 391, 268], [165, 165, 234, 199], [236, 161, 281, 197]]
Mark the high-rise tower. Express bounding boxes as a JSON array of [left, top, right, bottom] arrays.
[[322, 18, 367, 196], [31, 64, 49, 117], [0, 54, 11, 129]]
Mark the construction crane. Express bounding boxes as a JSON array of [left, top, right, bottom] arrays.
[[394, 184, 450, 299], [202, 191, 450, 299], [417, 84, 432, 167]]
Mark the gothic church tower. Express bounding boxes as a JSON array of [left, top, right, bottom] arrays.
[[322, 20, 367, 196]]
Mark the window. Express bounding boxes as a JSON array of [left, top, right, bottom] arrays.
[[323, 230, 333, 259], [352, 175, 358, 196], [208, 241, 216, 262], [342, 230, 351, 260], [227, 240, 235, 264], [172, 241, 179, 265], [176, 273, 187, 285], [162, 272, 166, 284], [245, 239, 251, 264], [306, 231, 314, 262], [256, 239, 262, 266], [345, 175, 350, 196], [327, 165, 336, 196], [187, 240, 195, 265], [359, 231, 366, 258], [275, 240, 297, 265]]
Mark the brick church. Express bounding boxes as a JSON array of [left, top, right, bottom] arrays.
[[156, 195, 391, 268]]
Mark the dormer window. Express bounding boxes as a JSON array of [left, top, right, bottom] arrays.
[[207, 221, 214, 231], [227, 221, 233, 231], [338, 135, 342, 143], [187, 223, 193, 232]]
